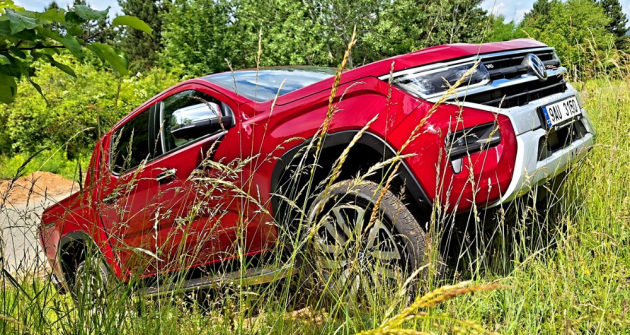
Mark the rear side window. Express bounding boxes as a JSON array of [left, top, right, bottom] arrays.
[[111, 108, 161, 174]]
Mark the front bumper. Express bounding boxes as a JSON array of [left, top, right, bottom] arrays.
[[488, 88, 595, 206], [490, 121, 594, 205]]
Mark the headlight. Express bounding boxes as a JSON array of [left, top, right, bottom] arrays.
[[392, 62, 490, 98]]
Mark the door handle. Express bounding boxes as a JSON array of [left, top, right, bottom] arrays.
[[156, 168, 177, 184]]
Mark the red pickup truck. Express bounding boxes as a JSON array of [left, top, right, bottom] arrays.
[[39, 39, 594, 304]]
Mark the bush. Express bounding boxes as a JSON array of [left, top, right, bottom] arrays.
[[0, 55, 181, 160]]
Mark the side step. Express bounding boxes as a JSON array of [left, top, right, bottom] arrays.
[[140, 263, 296, 297]]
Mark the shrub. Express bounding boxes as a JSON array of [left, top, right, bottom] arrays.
[[0, 55, 181, 160]]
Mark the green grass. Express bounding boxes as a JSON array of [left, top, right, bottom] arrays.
[[429, 79, 630, 334], [1, 79, 629, 334]]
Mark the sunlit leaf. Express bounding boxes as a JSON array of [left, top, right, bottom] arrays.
[[0, 73, 17, 103], [112, 15, 153, 37], [37, 27, 84, 59], [88, 43, 129, 76], [0, 0, 23, 11], [73, 5, 109, 21], [51, 60, 76, 77], [0, 55, 9, 65], [38, 7, 66, 23], [4, 9, 39, 34], [67, 25, 83, 36], [64, 11, 85, 25], [27, 77, 47, 104]]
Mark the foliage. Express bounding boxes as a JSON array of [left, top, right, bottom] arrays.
[[364, 0, 488, 59], [521, 0, 619, 79], [479, 15, 524, 43], [229, 0, 341, 68], [0, 55, 180, 159], [118, 0, 165, 72], [67, 0, 116, 44], [159, 0, 489, 77], [0, 149, 86, 179], [0, 0, 152, 104], [522, 0, 556, 28], [159, 0, 235, 76]]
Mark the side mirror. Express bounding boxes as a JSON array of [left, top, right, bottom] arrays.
[[170, 102, 234, 141]]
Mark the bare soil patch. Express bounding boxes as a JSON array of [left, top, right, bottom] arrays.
[[0, 172, 78, 205]]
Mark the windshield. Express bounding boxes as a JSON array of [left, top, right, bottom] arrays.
[[203, 67, 336, 102]]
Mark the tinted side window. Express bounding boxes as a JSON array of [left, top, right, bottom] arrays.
[[111, 108, 161, 174], [160, 90, 231, 153]]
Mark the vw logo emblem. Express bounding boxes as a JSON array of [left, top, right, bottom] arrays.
[[523, 53, 548, 81]]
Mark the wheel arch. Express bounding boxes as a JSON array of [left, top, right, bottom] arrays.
[[270, 130, 433, 227], [58, 231, 101, 288]]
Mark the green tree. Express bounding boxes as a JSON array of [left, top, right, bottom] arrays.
[[486, 15, 526, 42], [118, 0, 165, 72], [522, 0, 557, 28], [43, 1, 63, 33], [365, 0, 488, 59], [44, 1, 59, 11], [160, 0, 235, 76], [0, 56, 179, 157], [68, 0, 115, 44], [522, 0, 616, 78], [159, 0, 491, 76], [597, 0, 628, 48], [231, 0, 350, 68]]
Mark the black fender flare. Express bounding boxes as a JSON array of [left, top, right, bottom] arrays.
[[270, 130, 433, 220], [58, 231, 96, 254], [58, 231, 109, 276]]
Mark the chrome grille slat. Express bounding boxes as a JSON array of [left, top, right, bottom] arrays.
[[483, 49, 560, 81], [473, 78, 567, 107]]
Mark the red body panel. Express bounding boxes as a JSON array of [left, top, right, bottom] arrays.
[[40, 39, 540, 282]]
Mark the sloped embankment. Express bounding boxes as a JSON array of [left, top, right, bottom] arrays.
[[0, 172, 78, 205]]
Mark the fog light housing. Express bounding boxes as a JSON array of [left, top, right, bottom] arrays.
[[445, 122, 502, 173]]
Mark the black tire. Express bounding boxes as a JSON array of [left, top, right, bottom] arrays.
[[72, 254, 115, 311], [305, 180, 430, 307]]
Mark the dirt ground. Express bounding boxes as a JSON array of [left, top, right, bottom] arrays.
[[0, 172, 78, 205]]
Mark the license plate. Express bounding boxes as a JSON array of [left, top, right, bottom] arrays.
[[541, 97, 581, 128]]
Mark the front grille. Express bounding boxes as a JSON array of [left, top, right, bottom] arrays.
[[447, 48, 567, 109], [462, 75, 567, 108], [483, 49, 559, 81]]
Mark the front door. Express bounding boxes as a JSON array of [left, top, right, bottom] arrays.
[[99, 87, 241, 277]]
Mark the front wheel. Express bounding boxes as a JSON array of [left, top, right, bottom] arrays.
[[306, 180, 431, 307]]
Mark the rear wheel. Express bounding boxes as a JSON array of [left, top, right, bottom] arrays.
[[306, 180, 430, 307]]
